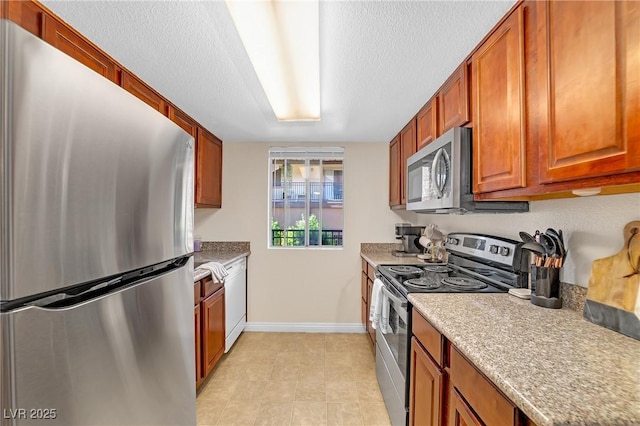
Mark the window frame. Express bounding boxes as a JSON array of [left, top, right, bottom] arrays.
[[267, 147, 345, 250]]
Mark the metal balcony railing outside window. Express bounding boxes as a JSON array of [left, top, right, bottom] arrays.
[[271, 229, 343, 247], [271, 182, 343, 203]]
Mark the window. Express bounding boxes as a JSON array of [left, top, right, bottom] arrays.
[[269, 148, 344, 248]]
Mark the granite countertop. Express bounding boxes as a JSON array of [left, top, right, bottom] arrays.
[[193, 241, 250, 283], [408, 293, 640, 426], [361, 251, 429, 267], [360, 242, 430, 267]]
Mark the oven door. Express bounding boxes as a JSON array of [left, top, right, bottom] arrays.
[[375, 279, 409, 426]]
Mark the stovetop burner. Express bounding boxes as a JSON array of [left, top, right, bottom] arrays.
[[405, 277, 442, 290], [387, 265, 423, 276], [441, 277, 487, 290]]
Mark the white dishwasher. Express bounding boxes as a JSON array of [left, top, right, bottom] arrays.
[[224, 257, 246, 352]]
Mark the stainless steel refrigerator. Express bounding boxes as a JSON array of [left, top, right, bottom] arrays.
[[1, 20, 196, 425]]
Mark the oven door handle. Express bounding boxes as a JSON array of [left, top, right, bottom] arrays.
[[380, 285, 407, 307], [380, 284, 408, 323]]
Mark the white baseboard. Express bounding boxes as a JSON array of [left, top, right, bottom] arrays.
[[244, 322, 366, 333]]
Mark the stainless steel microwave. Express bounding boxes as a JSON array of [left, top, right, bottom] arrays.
[[406, 127, 528, 214]]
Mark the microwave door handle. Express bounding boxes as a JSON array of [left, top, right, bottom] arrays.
[[431, 148, 444, 198]]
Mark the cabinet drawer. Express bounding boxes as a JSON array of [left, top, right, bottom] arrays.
[[201, 275, 223, 298], [367, 263, 376, 279], [412, 310, 443, 366], [449, 346, 517, 426]]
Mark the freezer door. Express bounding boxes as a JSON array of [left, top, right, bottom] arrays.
[[0, 20, 194, 301], [0, 261, 195, 426]]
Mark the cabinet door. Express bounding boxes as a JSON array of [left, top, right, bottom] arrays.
[[409, 338, 443, 426], [438, 63, 470, 134], [203, 287, 225, 377], [448, 388, 483, 426], [121, 71, 168, 115], [417, 98, 438, 150], [366, 278, 375, 347], [169, 106, 198, 139], [196, 128, 223, 208], [42, 14, 118, 83], [389, 135, 401, 207], [7, 0, 45, 38], [472, 7, 526, 193], [361, 271, 368, 303], [194, 304, 202, 388], [536, 1, 640, 183], [400, 118, 417, 206], [361, 271, 368, 326]]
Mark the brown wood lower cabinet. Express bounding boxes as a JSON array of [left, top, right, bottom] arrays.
[[366, 277, 375, 347], [194, 276, 225, 390], [361, 257, 376, 350], [409, 337, 443, 426], [203, 287, 225, 378], [411, 309, 530, 426], [449, 388, 483, 426]]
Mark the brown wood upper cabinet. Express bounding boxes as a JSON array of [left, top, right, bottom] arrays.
[[471, 5, 526, 194], [535, 0, 640, 184], [42, 14, 118, 83], [6, 0, 46, 38], [196, 128, 223, 208], [169, 106, 198, 139], [438, 63, 470, 134], [8, 0, 226, 209], [389, 134, 402, 207], [400, 118, 418, 206], [417, 97, 438, 150], [121, 71, 168, 116]]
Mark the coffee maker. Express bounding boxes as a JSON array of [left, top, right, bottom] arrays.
[[393, 223, 426, 257]]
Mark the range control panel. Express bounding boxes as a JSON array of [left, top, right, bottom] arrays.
[[444, 233, 518, 268]]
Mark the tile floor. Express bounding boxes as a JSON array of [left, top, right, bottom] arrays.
[[196, 332, 392, 426]]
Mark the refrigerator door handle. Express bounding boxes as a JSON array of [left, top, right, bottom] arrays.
[[3, 257, 190, 312]]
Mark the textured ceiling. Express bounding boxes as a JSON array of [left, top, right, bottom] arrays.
[[42, 0, 517, 143]]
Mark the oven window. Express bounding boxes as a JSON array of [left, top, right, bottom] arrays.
[[383, 298, 408, 379]]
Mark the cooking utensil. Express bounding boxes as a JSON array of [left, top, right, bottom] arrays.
[[539, 234, 558, 267], [519, 231, 536, 244], [547, 233, 565, 267], [544, 228, 566, 267], [521, 242, 545, 256]]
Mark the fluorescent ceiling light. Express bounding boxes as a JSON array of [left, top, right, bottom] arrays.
[[225, 0, 320, 121]]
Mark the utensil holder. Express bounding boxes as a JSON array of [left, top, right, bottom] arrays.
[[530, 266, 562, 309]]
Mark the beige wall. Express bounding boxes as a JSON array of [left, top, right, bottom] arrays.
[[414, 193, 640, 288], [194, 142, 416, 326], [196, 141, 640, 325]]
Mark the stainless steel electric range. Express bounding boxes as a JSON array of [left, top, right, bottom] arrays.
[[374, 233, 521, 426]]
